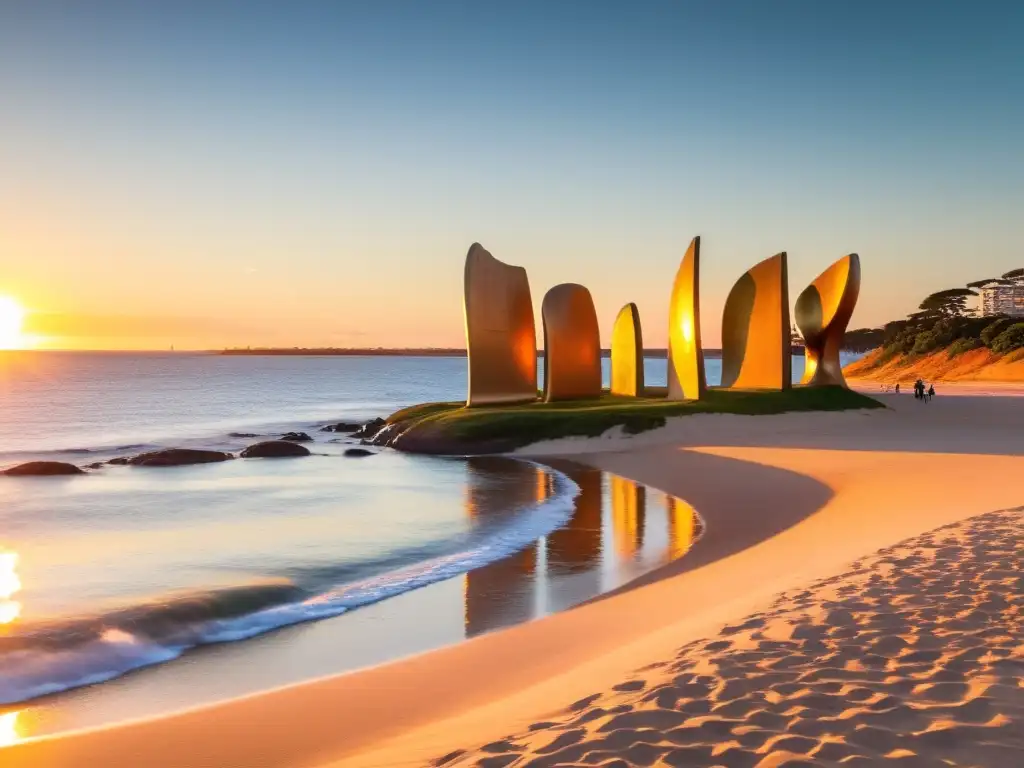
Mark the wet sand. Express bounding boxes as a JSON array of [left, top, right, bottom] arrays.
[[4, 391, 1024, 767]]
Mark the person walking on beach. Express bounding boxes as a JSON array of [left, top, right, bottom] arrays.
[[895, 382, 900, 395], [928, 384, 935, 401]]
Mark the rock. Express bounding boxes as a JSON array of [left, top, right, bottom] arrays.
[[279, 432, 313, 442], [123, 449, 234, 467], [84, 462, 106, 470], [320, 422, 362, 433], [344, 448, 375, 458], [3, 461, 85, 476], [241, 440, 311, 458], [229, 432, 260, 438], [350, 418, 386, 439]]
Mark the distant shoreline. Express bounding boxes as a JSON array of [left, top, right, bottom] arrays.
[[216, 347, 815, 359]]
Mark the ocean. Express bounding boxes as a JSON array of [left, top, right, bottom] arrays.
[[0, 351, 849, 739]]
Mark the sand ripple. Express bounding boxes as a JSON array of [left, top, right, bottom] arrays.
[[437, 508, 1023, 767]]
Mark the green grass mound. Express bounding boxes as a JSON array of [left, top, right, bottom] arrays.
[[385, 386, 883, 454]]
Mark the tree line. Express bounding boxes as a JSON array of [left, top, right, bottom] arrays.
[[839, 268, 1024, 359]]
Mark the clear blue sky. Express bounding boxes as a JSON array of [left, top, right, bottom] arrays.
[[1, 1, 1022, 348]]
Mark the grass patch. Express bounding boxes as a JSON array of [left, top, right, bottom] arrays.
[[387, 386, 883, 453]]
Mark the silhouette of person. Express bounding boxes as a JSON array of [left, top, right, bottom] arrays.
[[895, 383, 900, 394], [928, 384, 935, 401]]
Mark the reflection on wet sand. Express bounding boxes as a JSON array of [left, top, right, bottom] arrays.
[[666, 495, 698, 560], [0, 710, 21, 747], [611, 475, 645, 558], [463, 458, 543, 635], [0, 552, 21, 626], [464, 460, 702, 638]]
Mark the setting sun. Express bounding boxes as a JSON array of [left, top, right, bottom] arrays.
[[0, 297, 26, 350]]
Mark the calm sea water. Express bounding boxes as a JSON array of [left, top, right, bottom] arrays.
[[0, 351, 843, 727]]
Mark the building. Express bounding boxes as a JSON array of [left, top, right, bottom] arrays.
[[980, 284, 1024, 317]]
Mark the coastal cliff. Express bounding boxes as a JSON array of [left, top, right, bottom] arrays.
[[845, 346, 1024, 383]]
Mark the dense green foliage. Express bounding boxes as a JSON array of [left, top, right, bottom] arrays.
[[387, 388, 884, 452], [990, 323, 1024, 355]]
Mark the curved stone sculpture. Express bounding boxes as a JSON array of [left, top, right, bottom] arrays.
[[464, 243, 537, 406], [667, 236, 706, 400], [542, 283, 601, 402], [795, 253, 861, 388], [720, 252, 792, 390], [610, 303, 644, 397]]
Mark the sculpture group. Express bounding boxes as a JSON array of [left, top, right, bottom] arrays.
[[463, 240, 861, 406]]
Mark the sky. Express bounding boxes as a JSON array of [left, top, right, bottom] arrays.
[[1, 1, 1023, 350]]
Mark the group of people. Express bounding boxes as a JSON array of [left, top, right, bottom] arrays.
[[912, 379, 935, 401], [884, 380, 936, 400]]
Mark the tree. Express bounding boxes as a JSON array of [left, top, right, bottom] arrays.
[[1002, 268, 1024, 284], [918, 288, 977, 318], [843, 327, 884, 352]]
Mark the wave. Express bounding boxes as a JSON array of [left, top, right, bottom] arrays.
[[0, 463, 579, 705]]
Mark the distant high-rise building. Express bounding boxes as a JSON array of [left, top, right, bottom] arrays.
[[980, 284, 1024, 317]]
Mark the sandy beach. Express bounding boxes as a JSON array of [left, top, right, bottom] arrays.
[[4, 388, 1024, 767]]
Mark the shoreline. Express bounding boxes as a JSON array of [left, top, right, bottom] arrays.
[[4, 391, 1024, 766]]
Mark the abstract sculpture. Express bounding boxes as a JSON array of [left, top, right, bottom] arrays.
[[667, 236, 706, 400], [720, 252, 792, 390], [795, 253, 861, 388], [542, 283, 602, 402], [464, 243, 537, 406], [610, 303, 644, 397]]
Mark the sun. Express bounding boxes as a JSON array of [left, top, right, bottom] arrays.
[[0, 297, 26, 350]]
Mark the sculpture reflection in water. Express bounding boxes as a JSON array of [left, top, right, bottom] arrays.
[[610, 474, 645, 558], [610, 303, 644, 397], [667, 237, 706, 400], [0, 551, 21, 625], [463, 243, 538, 406], [720, 252, 792, 390], [462, 459, 702, 638], [795, 254, 861, 388], [542, 284, 602, 402]]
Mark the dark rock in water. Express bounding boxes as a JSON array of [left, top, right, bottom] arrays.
[[320, 422, 362, 433], [229, 432, 261, 438], [343, 448, 375, 458], [3, 461, 86, 476], [350, 417, 387, 439], [241, 440, 311, 458], [84, 461, 106, 470], [279, 431, 313, 442], [123, 449, 234, 467]]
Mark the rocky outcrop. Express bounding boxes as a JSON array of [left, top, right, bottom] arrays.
[[240, 441, 311, 458], [350, 418, 387, 440], [279, 432, 313, 442], [3, 461, 86, 476], [343, 448, 375, 457], [320, 422, 362, 433], [112, 449, 234, 467]]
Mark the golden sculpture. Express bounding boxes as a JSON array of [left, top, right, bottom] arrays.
[[542, 283, 601, 402], [610, 303, 644, 397], [667, 236, 706, 400], [795, 253, 861, 388], [463, 243, 537, 406], [720, 252, 792, 390]]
